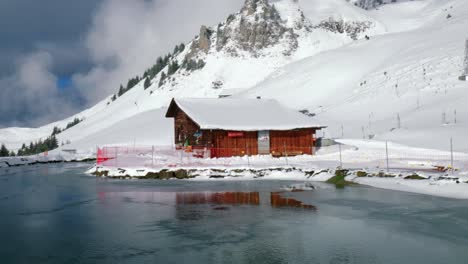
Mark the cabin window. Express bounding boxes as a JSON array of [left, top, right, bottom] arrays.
[[176, 127, 182, 143]]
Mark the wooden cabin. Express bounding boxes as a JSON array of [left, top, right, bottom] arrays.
[[165, 98, 325, 158]]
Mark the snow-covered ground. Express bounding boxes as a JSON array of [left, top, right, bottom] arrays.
[[89, 156, 468, 200], [83, 138, 468, 199]]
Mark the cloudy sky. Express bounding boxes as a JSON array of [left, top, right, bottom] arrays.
[[0, 0, 244, 128]]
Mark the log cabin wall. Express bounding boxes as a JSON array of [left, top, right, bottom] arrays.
[[211, 131, 259, 158], [171, 106, 317, 157], [174, 109, 202, 146], [270, 129, 315, 155]]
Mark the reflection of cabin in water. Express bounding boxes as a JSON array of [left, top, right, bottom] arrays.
[[165, 98, 325, 158]]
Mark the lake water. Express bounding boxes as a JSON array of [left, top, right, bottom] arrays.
[[1, 163, 468, 264]]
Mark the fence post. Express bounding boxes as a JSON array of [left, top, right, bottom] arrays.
[[338, 143, 343, 169], [450, 137, 454, 175], [246, 141, 251, 167], [152, 145, 154, 167], [115, 147, 118, 167], [283, 142, 289, 166], [180, 148, 183, 165], [385, 141, 390, 173]]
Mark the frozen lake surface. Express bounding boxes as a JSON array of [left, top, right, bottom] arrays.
[[1, 163, 468, 264]]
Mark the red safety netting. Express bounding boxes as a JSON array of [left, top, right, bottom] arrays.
[[96, 147, 114, 165]]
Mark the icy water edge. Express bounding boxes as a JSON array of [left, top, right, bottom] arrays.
[[1, 163, 468, 264]]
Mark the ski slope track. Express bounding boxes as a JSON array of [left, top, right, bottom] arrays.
[[1, 0, 467, 156]]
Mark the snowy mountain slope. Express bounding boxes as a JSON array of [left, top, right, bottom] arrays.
[[365, 0, 444, 32], [300, 0, 383, 24], [1, 0, 467, 155], [0, 0, 380, 151], [62, 108, 173, 153], [242, 0, 468, 151]]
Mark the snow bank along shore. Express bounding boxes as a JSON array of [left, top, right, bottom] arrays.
[[87, 139, 468, 200]]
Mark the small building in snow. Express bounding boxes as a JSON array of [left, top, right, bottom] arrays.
[[165, 98, 325, 158]]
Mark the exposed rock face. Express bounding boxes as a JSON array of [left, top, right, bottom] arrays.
[[242, 0, 264, 15], [352, 0, 385, 10], [464, 39, 468, 76], [185, 25, 213, 61], [183, 0, 301, 60], [215, 0, 298, 56], [198, 26, 212, 51], [351, 0, 409, 10], [314, 18, 372, 40], [461, 39, 468, 81], [181, 0, 375, 70]]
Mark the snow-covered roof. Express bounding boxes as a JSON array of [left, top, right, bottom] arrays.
[[166, 98, 325, 131]]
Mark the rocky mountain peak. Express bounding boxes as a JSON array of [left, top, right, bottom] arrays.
[[461, 39, 468, 79], [184, 0, 299, 60], [215, 0, 297, 56], [350, 0, 406, 10], [241, 0, 270, 16]]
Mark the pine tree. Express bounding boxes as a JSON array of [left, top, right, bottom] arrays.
[[118, 85, 125, 97], [159, 72, 167, 87], [9, 151, 16, 157], [0, 144, 9, 157], [144, 77, 151, 90], [51, 136, 58, 149], [111, 94, 117, 101], [179, 43, 185, 52], [52, 126, 61, 136], [155, 57, 164, 75], [163, 54, 170, 65], [66, 118, 81, 129], [168, 61, 180, 75], [197, 59, 206, 69]]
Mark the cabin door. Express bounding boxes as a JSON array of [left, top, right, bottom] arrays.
[[258, 130, 270, 155]]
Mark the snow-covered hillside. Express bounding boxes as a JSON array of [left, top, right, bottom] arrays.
[[1, 0, 467, 155], [244, 0, 468, 151]]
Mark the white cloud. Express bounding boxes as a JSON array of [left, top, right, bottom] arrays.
[[0, 51, 78, 127], [17, 52, 56, 94], [73, 0, 244, 103], [0, 0, 244, 127]]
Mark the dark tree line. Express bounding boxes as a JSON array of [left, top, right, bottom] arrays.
[[110, 42, 186, 99], [118, 76, 141, 96], [16, 136, 59, 156], [143, 55, 171, 81], [1, 134, 59, 157], [0, 144, 10, 157], [167, 61, 180, 76], [144, 78, 151, 89], [51, 117, 83, 136], [182, 58, 206, 71], [11, 117, 82, 157]]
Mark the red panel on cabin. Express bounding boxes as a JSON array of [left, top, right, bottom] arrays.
[[228, 132, 244, 138]]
